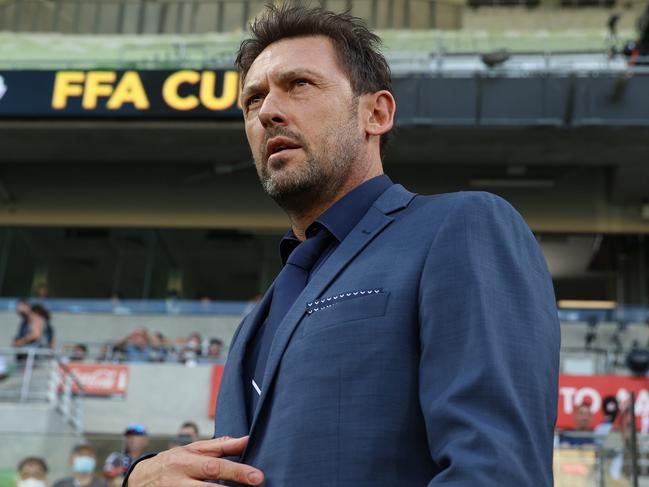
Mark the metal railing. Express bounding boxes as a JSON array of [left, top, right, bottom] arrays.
[[0, 347, 85, 433], [2, 39, 649, 71]]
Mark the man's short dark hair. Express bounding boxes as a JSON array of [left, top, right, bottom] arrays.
[[17, 457, 48, 474], [181, 421, 199, 435], [30, 304, 50, 321], [71, 443, 95, 455], [236, 4, 393, 157]]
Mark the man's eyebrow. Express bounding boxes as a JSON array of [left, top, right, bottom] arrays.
[[275, 68, 324, 83], [242, 68, 324, 97]]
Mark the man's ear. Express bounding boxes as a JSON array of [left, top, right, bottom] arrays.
[[362, 90, 396, 137]]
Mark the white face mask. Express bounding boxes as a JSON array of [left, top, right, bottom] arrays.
[[18, 479, 46, 487]]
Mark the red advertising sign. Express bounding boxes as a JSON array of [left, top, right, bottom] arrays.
[[208, 365, 225, 418], [204, 370, 649, 426], [558, 374, 649, 430], [64, 363, 129, 396]]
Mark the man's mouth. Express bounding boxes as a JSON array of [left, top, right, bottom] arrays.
[[266, 137, 302, 161]]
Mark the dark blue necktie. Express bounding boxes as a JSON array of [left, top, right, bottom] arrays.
[[246, 227, 333, 420]]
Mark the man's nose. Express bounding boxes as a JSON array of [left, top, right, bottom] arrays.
[[258, 92, 288, 128]]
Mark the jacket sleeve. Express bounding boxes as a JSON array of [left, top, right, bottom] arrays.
[[417, 192, 560, 486]]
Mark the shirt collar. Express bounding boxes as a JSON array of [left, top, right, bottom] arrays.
[[279, 175, 394, 264]]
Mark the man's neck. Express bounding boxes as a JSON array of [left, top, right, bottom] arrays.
[[287, 165, 383, 241]]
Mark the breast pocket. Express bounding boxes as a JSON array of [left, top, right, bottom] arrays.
[[298, 290, 390, 339]]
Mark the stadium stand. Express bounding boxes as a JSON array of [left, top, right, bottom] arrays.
[[2, 0, 649, 485]]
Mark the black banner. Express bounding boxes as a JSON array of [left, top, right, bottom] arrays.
[[0, 69, 242, 118], [2, 69, 649, 126]]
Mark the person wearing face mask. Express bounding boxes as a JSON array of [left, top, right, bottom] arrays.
[[16, 457, 48, 487], [53, 444, 107, 487]]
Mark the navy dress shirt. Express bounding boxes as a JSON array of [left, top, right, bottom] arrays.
[[243, 175, 394, 421]]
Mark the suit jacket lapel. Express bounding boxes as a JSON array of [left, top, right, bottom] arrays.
[[214, 288, 273, 437], [246, 185, 417, 441]]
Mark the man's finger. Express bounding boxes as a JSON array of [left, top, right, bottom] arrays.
[[187, 436, 249, 457], [201, 457, 264, 485], [171, 453, 263, 485], [129, 445, 264, 487]]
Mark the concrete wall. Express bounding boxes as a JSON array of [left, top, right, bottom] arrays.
[[84, 362, 217, 436], [0, 403, 82, 482]]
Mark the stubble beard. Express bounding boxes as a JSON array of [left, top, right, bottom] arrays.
[[255, 108, 361, 213]]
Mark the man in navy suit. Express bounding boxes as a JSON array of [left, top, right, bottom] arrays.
[[127, 5, 560, 486]]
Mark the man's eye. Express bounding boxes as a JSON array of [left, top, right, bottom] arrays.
[[294, 79, 311, 87], [246, 95, 262, 108]]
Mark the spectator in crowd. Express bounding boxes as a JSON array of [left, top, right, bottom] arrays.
[[16, 457, 48, 487], [148, 332, 172, 362], [178, 421, 199, 441], [69, 344, 88, 362], [53, 444, 107, 487], [178, 332, 203, 365], [101, 330, 221, 364], [13, 298, 31, 344], [96, 343, 113, 362], [113, 328, 153, 363], [168, 421, 200, 448], [73, 344, 88, 361], [103, 425, 150, 483], [13, 304, 54, 351], [560, 399, 596, 447], [595, 395, 620, 436], [199, 338, 224, 364], [12, 299, 32, 363]]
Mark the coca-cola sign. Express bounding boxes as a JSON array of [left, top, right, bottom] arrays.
[[62, 363, 129, 396]]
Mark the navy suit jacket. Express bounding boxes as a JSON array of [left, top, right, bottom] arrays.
[[214, 186, 560, 486]]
